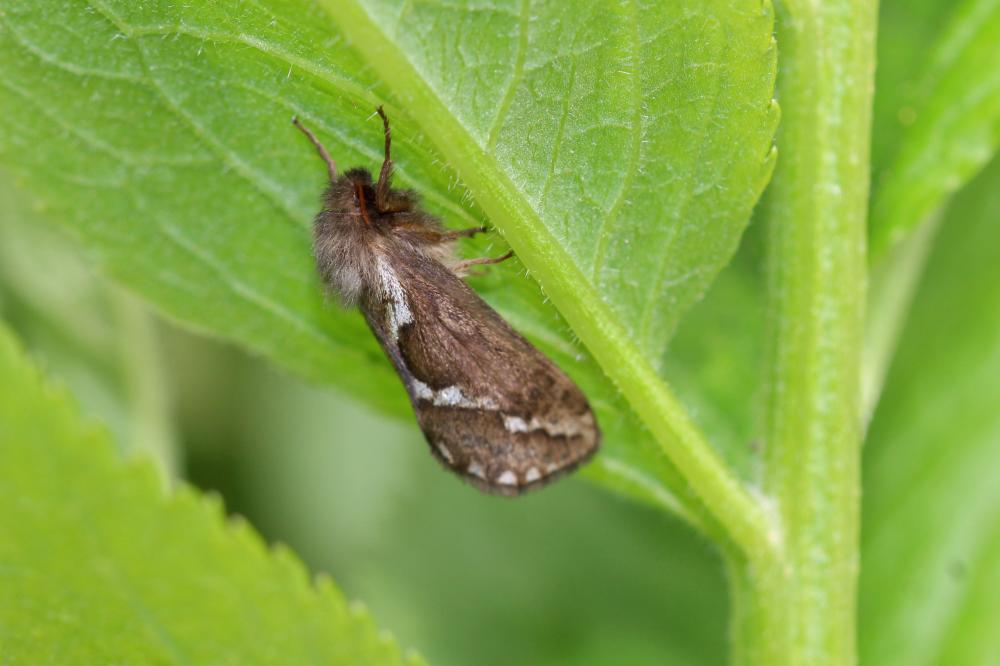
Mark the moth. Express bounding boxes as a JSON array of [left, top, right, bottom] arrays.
[[293, 107, 599, 495]]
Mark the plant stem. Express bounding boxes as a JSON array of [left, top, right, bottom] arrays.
[[752, 0, 877, 663]]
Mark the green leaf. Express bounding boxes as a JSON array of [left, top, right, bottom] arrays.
[[869, 0, 1000, 259], [0, 321, 420, 665], [861, 157, 1000, 665], [0, 0, 777, 523]]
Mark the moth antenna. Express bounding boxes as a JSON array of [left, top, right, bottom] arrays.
[[375, 105, 394, 212], [292, 116, 337, 182], [452, 250, 515, 275], [376, 105, 391, 163]]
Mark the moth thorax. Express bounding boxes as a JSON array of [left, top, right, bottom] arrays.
[[313, 219, 377, 305]]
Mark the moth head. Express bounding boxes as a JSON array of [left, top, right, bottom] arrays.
[[323, 168, 372, 226]]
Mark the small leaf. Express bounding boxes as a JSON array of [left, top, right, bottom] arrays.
[[869, 0, 1000, 258], [861, 157, 1000, 665], [0, 0, 776, 519], [0, 322, 420, 665]]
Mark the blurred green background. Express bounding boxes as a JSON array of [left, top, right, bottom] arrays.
[[0, 191, 729, 665]]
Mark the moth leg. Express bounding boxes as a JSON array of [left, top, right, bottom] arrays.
[[391, 224, 487, 244], [452, 250, 514, 275], [374, 105, 394, 212], [439, 226, 488, 242], [292, 117, 337, 182]]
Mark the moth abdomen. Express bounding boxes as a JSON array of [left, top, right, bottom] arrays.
[[295, 107, 600, 496]]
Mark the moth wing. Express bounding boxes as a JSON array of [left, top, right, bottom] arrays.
[[364, 252, 600, 495]]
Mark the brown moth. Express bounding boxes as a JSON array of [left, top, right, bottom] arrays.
[[293, 107, 599, 495]]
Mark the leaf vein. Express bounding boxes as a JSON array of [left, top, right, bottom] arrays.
[[0, 72, 210, 169], [1, 13, 143, 82], [589, 0, 643, 282], [538, 35, 580, 207], [123, 25, 379, 108], [485, 0, 530, 151]]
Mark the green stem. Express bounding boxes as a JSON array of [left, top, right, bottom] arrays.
[[321, 0, 778, 564], [752, 0, 877, 663]]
